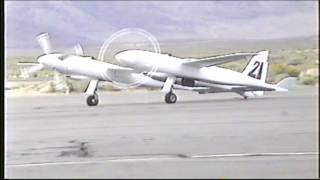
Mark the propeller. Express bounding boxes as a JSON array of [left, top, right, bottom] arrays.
[[20, 64, 45, 79], [20, 33, 53, 77], [60, 43, 84, 61], [19, 32, 86, 93], [74, 43, 84, 56], [36, 32, 52, 54], [26, 64, 44, 74]]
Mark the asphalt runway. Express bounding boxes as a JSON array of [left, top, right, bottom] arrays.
[[5, 85, 319, 178]]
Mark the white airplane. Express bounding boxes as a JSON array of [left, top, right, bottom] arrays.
[[18, 32, 295, 106], [115, 50, 296, 103]]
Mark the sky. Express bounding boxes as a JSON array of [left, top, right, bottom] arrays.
[[5, 1, 319, 49]]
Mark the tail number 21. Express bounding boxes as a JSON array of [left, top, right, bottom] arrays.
[[248, 61, 264, 80]]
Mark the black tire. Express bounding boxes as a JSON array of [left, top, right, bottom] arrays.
[[87, 93, 99, 106], [165, 92, 177, 104]]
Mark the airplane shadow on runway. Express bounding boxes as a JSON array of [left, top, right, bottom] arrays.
[[96, 95, 293, 108], [31, 95, 295, 111]]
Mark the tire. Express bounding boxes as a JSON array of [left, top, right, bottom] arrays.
[[87, 93, 99, 106], [165, 92, 177, 104]]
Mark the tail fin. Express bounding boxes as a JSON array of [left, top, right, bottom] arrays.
[[242, 51, 269, 96], [242, 51, 269, 82]]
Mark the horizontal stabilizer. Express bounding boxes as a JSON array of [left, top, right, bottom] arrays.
[[276, 77, 297, 89]]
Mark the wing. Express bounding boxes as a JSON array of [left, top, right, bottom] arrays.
[[182, 53, 258, 68], [16, 62, 40, 66]]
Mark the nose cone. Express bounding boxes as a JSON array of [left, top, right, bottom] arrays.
[[115, 50, 134, 65], [37, 54, 59, 67], [37, 55, 46, 64]]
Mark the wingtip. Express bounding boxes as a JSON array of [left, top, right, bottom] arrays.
[[257, 50, 269, 56]]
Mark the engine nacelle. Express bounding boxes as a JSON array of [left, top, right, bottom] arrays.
[[144, 72, 168, 82], [181, 78, 195, 87]]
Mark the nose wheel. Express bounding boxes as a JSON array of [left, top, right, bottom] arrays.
[[165, 92, 177, 104], [87, 93, 99, 106]]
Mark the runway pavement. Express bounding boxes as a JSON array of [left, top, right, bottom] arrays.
[[5, 85, 319, 178]]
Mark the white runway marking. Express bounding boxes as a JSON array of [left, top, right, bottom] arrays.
[[191, 152, 319, 158], [7, 152, 318, 168]]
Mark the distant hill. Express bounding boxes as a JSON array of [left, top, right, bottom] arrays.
[[5, 35, 318, 59]]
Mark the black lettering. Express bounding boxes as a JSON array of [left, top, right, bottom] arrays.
[[248, 61, 260, 78]]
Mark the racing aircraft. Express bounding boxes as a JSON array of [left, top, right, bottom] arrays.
[[18, 32, 295, 106], [115, 50, 296, 103]]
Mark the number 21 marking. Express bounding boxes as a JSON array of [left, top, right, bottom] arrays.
[[248, 61, 264, 80]]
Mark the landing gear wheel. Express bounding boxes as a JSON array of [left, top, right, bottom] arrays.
[[87, 93, 99, 106], [165, 92, 177, 104], [243, 96, 248, 100]]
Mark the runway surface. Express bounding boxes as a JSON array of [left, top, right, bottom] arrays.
[[5, 85, 319, 178]]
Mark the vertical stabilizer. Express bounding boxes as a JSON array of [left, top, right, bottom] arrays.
[[242, 51, 269, 96]]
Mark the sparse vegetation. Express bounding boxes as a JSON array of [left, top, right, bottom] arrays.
[[269, 64, 302, 77], [267, 73, 289, 84], [288, 58, 304, 66], [298, 75, 318, 85], [6, 41, 318, 94], [270, 64, 288, 75], [67, 79, 89, 92], [286, 66, 302, 77]]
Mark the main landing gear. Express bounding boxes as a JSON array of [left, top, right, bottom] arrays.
[[87, 93, 99, 106], [236, 91, 249, 100], [165, 91, 177, 104], [85, 80, 100, 106], [162, 77, 177, 104]]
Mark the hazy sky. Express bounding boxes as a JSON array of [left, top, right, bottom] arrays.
[[5, 1, 319, 48]]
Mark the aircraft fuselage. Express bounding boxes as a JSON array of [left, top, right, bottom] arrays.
[[115, 50, 279, 90]]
